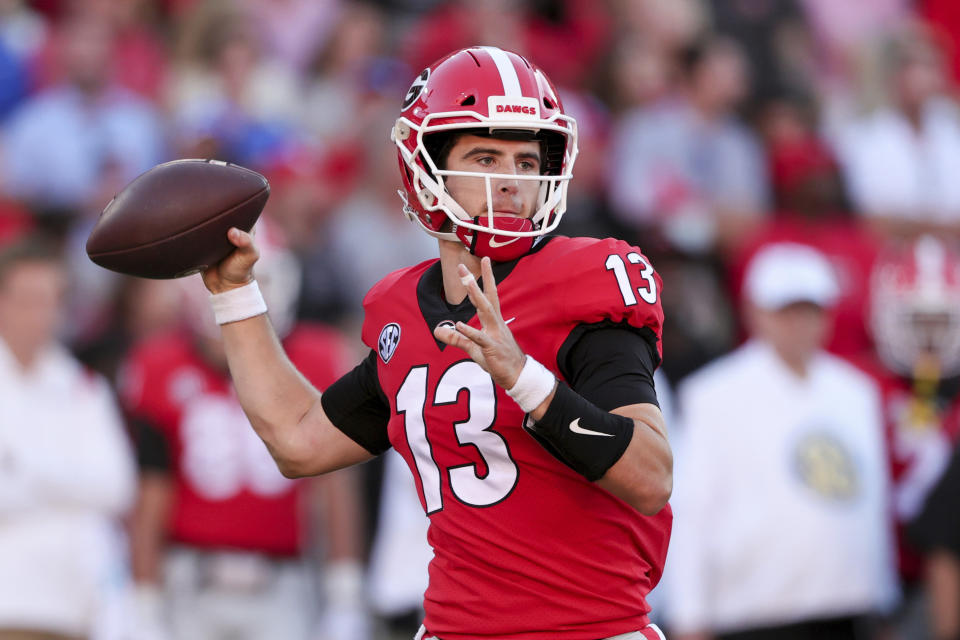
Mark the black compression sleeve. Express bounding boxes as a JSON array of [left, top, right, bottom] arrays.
[[522, 325, 661, 481], [523, 382, 634, 482], [559, 324, 660, 411], [320, 350, 392, 455]]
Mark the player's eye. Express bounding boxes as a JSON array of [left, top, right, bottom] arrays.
[[518, 160, 538, 172]]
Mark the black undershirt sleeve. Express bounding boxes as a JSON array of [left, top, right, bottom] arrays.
[[557, 323, 660, 411], [130, 417, 172, 472], [320, 350, 392, 455], [522, 324, 661, 478]]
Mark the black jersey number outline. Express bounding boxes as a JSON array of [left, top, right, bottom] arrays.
[[396, 361, 519, 514]]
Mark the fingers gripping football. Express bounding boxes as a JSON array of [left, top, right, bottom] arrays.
[[202, 227, 260, 294], [434, 257, 526, 390]]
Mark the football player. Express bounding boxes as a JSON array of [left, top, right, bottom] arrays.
[[870, 236, 960, 528], [201, 47, 672, 640], [121, 227, 367, 640], [862, 235, 960, 635]]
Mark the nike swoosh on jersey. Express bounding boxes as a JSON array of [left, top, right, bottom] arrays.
[[504, 317, 516, 325], [488, 236, 521, 248], [569, 418, 614, 437]]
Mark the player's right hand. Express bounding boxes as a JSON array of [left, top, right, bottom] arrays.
[[434, 257, 526, 390], [202, 227, 260, 294]]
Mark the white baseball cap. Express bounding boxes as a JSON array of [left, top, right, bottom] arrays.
[[744, 243, 839, 310]]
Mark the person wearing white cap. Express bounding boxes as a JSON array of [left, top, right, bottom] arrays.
[[663, 243, 899, 640]]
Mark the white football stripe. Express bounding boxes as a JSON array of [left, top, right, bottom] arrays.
[[482, 46, 521, 97]]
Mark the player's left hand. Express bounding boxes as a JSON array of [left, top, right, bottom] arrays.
[[434, 256, 526, 389]]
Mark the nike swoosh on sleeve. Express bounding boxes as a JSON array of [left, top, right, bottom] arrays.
[[569, 418, 614, 437]]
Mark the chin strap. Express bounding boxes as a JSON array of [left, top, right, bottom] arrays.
[[455, 216, 536, 261]]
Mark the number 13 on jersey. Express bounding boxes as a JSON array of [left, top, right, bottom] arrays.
[[397, 361, 519, 514], [606, 252, 658, 306]]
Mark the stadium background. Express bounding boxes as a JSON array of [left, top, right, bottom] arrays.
[[1, 0, 959, 639]]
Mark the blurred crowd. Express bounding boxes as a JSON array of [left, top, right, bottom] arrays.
[[0, 0, 960, 639]]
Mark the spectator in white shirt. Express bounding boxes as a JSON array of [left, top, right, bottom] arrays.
[[664, 243, 898, 640], [0, 236, 136, 640], [832, 26, 960, 240]]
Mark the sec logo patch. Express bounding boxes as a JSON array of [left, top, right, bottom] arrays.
[[378, 323, 401, 363]]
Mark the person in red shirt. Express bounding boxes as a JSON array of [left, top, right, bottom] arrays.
[[120, 228, 367, 640], [197, 47, 672, 640]]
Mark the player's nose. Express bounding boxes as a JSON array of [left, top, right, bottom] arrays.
[[494, 176, 520, 194]]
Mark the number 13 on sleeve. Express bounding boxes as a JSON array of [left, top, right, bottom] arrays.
[[605, 252, 658, 306]]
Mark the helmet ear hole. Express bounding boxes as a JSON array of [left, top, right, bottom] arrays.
[[543, 97, 555, 110], [459, 94, 476, 106]]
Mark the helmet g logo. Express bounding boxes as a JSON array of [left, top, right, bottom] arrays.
[[402, 69, 430, 110], [378, 323, 402, 363]]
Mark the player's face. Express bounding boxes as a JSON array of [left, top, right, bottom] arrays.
[[0, 261, 65, 361], [911, 310, 951, 357], [443, 135, 542, 220]]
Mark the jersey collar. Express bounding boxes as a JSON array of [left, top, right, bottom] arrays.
[[417, 236, 558, 349]]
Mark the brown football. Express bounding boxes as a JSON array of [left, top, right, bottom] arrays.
[[86, 159, 270, 279]]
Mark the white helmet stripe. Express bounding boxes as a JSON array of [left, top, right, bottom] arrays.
[[481, 46, 522, 97], [916, 234, 945, 287]]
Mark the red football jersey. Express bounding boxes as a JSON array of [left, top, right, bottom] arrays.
[[360, 237, 672, 640], [122, 325, 350, 555], [853, 354, 960, 582]]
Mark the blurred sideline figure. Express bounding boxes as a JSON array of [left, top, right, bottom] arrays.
[[832, 25, 960, 240], [119, 225, 368, 640], [860, 235, 960, 638], [609, 34, 768, 253], [909, 437, 960, 640], [731, 94, 882, 361], [665, 243, 898, 640], [0, 235, 136, 640], [2, 11, 162, 216]]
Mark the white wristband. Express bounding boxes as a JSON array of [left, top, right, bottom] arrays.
[[506, 355, 556, 413], [210, 280, 267, 325]]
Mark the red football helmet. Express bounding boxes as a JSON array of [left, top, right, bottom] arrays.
[[871, 236, 960, 377], [392, 46, 578, 261]]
